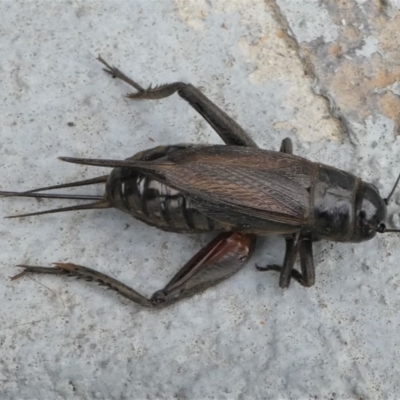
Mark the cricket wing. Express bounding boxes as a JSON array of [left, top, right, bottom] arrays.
[[163, 163, 310, 225], [60, 145, 314, 226]]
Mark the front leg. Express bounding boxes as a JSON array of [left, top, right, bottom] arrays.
[[12, 232, 256, 308], [97, 56, 257, 148], [298, 232, 315, 287]]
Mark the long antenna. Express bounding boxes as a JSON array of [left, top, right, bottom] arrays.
[[385, 172, 400, 205]]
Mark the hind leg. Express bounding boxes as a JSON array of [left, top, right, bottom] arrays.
[[12, 232, 256, 308], [98, 56, 257, 148]]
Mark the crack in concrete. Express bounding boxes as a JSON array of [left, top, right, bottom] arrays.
[[265, 0, 351, 143]]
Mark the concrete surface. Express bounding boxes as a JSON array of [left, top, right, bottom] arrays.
[[1, 0, 400, 399]]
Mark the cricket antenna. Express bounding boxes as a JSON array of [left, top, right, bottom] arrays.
[[384, 172, 400, 205]]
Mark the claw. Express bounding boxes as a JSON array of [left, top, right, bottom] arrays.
[[11, 266, 32, 280], [97, 55, 115, 74], [97, 55, 145, 93]]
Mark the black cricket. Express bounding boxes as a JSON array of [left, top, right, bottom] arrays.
[[2, 56, 399, 308]]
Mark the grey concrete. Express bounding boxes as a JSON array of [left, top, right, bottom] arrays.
[[1, 1, 399, 399]]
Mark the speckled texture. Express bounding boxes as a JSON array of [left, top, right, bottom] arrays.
[[1, 1, 400, 399], [276, 0, 400, 137]]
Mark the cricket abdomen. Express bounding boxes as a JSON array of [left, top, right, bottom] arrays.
[[106, 145, 227, 233]]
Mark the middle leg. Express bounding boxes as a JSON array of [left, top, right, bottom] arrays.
[[278, 137, 299, 287], [256, 233, 300, 288], [256, 137, 317, 288], [278, 138, 316, 286]]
